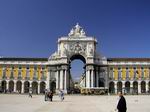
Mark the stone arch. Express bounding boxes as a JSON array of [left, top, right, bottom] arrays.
[[32, 81, 38, 94], [125, 81, 130, 93], [24, 81, 30, 93], [69, 54, 86, 90], [117, 81, 122, 93], [16, 81, 22, 93], [109, 81, 115, 93], [141, 81, 146, 93], [133, 81, 138, 94], [1, 80, 7, 93], [48, 24, 104, 94], [9, 80, 14, 93], [40, 81, 46, 94], [69, 54, 86, 64]]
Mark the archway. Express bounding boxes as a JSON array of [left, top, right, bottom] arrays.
[[117, 81, 122, 93], [133, 81, 138, 94], [141, 81, 146, 93], [1, 80, 7, 93], [69, 54, 86, 93], [9, 81, 14, 93], [50, 81, 56, 93], [99, 79, 104, 87], [24, 81, 30, 93], [125, 81, 130, 93], [40, 81, 46, 94], [16, 81, 22, 93], [109, 81, 115, 93], [32, 81, 38, 94]]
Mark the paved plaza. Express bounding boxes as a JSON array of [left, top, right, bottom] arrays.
[[0, 94, 150, 112]]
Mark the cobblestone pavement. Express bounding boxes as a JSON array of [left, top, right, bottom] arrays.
[[0, 94, 150, 112]]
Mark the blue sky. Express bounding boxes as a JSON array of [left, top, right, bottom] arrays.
[[0, 0, 150, 80]]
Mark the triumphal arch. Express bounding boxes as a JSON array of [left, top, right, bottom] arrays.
[[48, 23, 108, 93]]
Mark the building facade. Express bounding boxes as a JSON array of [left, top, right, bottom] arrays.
[[0, 24, 150, 94], [108, 58, 150, 94]]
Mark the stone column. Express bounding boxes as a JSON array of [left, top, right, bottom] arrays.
[[46, 70, 50, 90], [91, 70, 94, 88], [29, 81, 32, 93], [60, 70, 64, 90], [138, 81, 141, 94], [14, 81, 16, 92], [56, 70, 59, 90], [122, 81, 125, 94], [38, 82, 40, 94], [6, 80, 9, 90], [146, 81, 149, 93], [64, 69, 67, 90], [130, 81, 133, 94], [114, 81, 117, 94], [86, 70, 90, 88], [96, 68, 99, 87], [21, 81, 24, 93]]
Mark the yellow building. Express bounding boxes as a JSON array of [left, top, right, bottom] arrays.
[[108, 58, 150, 94], [0, 58, 48, 94]]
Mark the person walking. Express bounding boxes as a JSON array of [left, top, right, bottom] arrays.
[[29, 88, 32, 98], [44, 89, 48, 101], [49, 91, 53, 102], [116, 91, 127, 112], [59, 90, 64, 101]]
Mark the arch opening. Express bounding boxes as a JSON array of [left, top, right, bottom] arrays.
[[1, 80, 7, 93], [69, 54, 86, 94], [141, 81, 146, 93], [117, 82, 122, 93], [32, 81, 38, 94], [133, 81, 138, 94], [24, 81, 30, 93], [40, 81, 46, 94], [148, 82, 150, 93], [16, 81, 22, 93], [50, 81, 56, 93], [9, 81, 14, 93], [109, 82, 115, 93], [125, 81, 130, 93]]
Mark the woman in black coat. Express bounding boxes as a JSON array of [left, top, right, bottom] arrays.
[[117, 92, 127, 112]]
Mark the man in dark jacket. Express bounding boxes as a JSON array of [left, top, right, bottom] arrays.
[[117, 91, 127, 112]]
